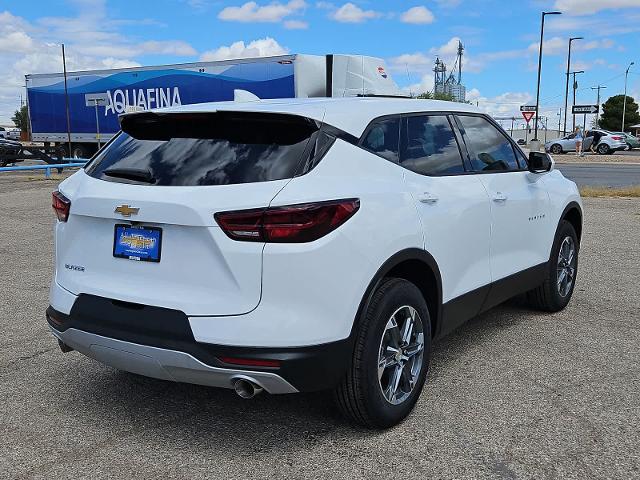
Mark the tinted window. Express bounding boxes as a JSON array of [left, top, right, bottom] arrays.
[[515, 146, 528, 169], [86, 112, 321, 186], [458, 115, 519, 171], [402, 115, 465, 175], [361, 117, 400, 162]]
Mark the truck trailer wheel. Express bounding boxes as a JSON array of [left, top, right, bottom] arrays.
[[66, 144, 96, 159]]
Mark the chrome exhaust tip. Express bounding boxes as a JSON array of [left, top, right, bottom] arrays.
[[233, 378, 264, 399]]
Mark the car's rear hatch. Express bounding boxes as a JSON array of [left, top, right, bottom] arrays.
[[55, 110, 324, 316]]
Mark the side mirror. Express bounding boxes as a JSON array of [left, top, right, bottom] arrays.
[[528, 151, 552, 173]]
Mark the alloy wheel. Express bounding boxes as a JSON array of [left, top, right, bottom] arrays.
[[557, 236, 576, 298], [377, 305, 425, 405]]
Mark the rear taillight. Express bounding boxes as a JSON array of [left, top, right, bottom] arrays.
[[215, 198, 360, 243], [611, 136, 623, 140], [52, 191, 71, 222]]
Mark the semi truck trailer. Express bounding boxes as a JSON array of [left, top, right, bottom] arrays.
[[25, 54, 401, 158]]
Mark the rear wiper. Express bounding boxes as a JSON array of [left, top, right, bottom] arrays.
[[103, 167, 156, 184]]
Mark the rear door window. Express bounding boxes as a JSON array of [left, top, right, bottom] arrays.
[[457, 115, 520, 172], [360, 116, 400, 162], [401, 115, 465, 175], [85, 112, 324, 186]]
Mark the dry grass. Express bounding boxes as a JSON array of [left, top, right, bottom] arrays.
[[580, 185, 640, 197]]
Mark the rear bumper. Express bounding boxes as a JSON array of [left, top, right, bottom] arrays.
[[49, 326, 299, 394], [46, 295, 353, 393]]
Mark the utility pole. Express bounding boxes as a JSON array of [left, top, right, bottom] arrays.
[[622, 62, 635, 132], [571, 70, 584, 131], [557, 108, 562, 134], [61, 44, 72, 157], [533, 10, 562, 146], [564, 37, 583, 136], [591, 84, 606, 127]]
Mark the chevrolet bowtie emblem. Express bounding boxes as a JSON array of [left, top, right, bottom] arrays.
[[114, 204, 139, 217]]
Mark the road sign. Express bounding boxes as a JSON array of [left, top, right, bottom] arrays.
[[520, 105, 536, 112], [572, 104, 598, 114], [85, 93, 107, 107], [522, 111, 535, 123]]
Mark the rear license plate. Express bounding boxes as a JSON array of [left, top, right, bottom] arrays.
[[113, 224, 162, 262]]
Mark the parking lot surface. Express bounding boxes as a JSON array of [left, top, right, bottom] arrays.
[[1, 175, 639, 479]]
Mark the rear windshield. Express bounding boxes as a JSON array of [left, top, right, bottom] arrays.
[[85, 112, 328, 186]]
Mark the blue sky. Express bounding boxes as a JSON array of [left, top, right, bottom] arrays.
[[1, 0, 639, 125]]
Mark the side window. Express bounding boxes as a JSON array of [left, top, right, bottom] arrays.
[[361, 117, 400, 162], [514, 146, 528, 169], [401, 115, 465, 175], [457, 115, 520, 172]]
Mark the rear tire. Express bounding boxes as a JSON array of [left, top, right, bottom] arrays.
[[527, 220, 579, 312], [334, 278, 431, 428], [597, 143, 610, 155]]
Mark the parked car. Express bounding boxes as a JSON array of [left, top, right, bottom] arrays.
[[6, 128, 21, 141], [47, 98, 583, 428], [0, 138, 22, 167], [517, 138, 526, 146], [0, 126, 6, 139], [545, 129, 627, 154], [615, 132, 640, 150]]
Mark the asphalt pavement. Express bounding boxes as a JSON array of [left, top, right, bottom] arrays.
[[555, 162, 640, 187], [1, 176, 639, 479]]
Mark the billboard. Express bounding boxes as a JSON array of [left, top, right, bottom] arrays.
[[27, 60, 295, 136]]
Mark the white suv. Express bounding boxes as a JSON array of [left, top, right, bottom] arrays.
[[48, 98, 582, 428]]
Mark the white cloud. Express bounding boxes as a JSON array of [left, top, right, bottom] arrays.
[[400, 6, 435, 24], [390, 37, 527, 82], [200, 37, 289, 61], [0, 31, 35, 54], [469, 89, 535, 117], [0, 6, 197, 123], [428, 37, 488, 73], [528, 36, 616, 56], [401, 73, 435, 97], [137, 41, 197, 56], [331, 3, 381, 23], [553, 0, 640, 15], [100, 57, 142, 69], [218, 0, 306, 22], [284, 19, 309, 29]]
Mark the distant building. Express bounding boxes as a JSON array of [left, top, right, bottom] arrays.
[[433, 41, 466, 103]]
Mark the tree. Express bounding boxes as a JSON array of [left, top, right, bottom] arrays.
[[598, 94, 639, 132], [416, 91, 457, 101], [12, 105, 30, 133]]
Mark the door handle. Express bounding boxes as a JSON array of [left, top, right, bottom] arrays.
[[492, 192, 508, 203], [418, 192, 439, 204]]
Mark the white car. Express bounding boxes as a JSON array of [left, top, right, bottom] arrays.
[[47, 98, 582, 428], [545, 129, 627, 155], [6, 128, 21, 141]]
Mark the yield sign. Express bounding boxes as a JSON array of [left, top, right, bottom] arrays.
[[522, 111, 535, 123]]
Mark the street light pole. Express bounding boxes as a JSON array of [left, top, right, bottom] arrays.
[[591, 84, 606, 127], [564, 37, 583, 136], [571, 70, 584, 131], [622, 62, 635, 132], [533, 10, 562, 146]]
